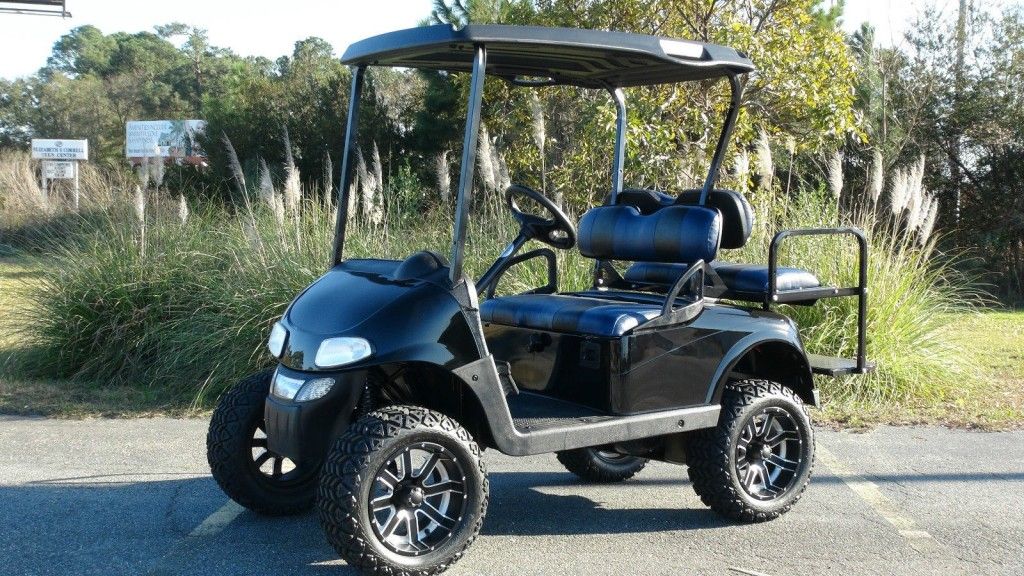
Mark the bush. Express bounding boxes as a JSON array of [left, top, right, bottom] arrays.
[[6, 170, 984, 411], [737, 189, 984, 407]]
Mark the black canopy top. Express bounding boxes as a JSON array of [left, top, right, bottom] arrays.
[[341, 24, 754, 88]]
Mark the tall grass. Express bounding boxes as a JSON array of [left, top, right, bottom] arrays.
[[1, 148, 985, 411], [737, 189, 983, 407], [0, 150, 135, 252]]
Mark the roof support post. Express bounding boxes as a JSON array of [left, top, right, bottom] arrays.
[[592, 86, 629, 289], [700, 74, 742, 205], [608, 87, 628, 205], [331, 65, 366, 266], [449, 45, 488, 284]]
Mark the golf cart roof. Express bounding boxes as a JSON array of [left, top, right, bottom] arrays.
[[341, 24, 754, 88]]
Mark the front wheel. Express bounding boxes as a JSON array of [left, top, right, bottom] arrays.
[[318, 406, 488, 576], [206, 370, 319, 515], [686, 379, 814, 522], [556, 447, 647, 482]]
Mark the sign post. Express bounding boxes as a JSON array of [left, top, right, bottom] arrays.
[[32, 139, 87, 210]]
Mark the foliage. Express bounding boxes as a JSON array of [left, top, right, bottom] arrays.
[[0, 25, 420, 202], [1, 138, 981, 411], [842, 4, 1024, 298]]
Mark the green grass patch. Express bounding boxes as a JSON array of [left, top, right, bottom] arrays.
[[818, 309, 1024, 429]]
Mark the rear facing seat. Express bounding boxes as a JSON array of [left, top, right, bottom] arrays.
[[622, 261, 821, 294], [616, 188, 822, 301]]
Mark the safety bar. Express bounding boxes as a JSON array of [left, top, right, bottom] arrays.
[[482, 248, 558, 300], [767, 227, 869, 373], [662, 259, 706, 316]]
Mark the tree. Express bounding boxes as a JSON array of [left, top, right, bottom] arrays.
[[45, 25, 117, 77], [420, 0, 860, 205]]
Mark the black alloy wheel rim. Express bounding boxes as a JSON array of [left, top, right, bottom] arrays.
[[369, 442, 468, 557], [248, 421, 306, 486], [734, 407, 803, 500]]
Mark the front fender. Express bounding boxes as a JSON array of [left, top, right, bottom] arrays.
[[278, 259, 483, 372]]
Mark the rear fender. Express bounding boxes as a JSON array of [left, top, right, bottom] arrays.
[[707, 335, 815, 406]]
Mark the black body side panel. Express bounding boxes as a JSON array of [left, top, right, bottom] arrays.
[[484, 302, 803, 415], [618, 324, 745, 413]]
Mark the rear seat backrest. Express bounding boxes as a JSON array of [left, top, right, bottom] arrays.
[[578, 204, 722, 264], [674, 189, 754, 249]]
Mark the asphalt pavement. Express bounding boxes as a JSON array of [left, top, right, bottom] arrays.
[[1, 415, 1021, 576]]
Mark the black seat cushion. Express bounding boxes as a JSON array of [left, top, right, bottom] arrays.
[[615, 189, 675, 214], [674, 189, 754, 249], [480, 294, 661, 337], [712, 263, 820, 293], [578, 204, 721, 263], [622, 261, 693, 285], [622, 261, 820, 294]]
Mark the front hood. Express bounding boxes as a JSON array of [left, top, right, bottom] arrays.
[[286, 259, 419, 335], [278, 258, 476, 371]]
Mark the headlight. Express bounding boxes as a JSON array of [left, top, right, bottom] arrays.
[[271, 371, 336, 402], [270, 370, 304, 400], [267, 322, 287, 358], [295, 378, 335, 402], [315, 337, 372, 368]]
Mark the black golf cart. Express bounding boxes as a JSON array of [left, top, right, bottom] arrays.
[[207, 24, 873, 576]]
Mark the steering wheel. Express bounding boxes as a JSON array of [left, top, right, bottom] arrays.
[[504, 184, 577, 250]]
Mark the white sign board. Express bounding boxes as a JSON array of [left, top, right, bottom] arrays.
[[42, 160, 76, 179], [126, 120, 206, 160], [31, 139, 88, 160]]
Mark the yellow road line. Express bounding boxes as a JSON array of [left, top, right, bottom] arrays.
[[817, 445, 939, 553], [188, 500, 245, 537]]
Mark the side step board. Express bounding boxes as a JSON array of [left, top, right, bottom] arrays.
[[808, 353, 876, 376], [455, 356, 721, 457], [506, 403, 720, 456]]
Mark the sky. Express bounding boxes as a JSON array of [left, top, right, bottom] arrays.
[[0, 0, 939, 80]]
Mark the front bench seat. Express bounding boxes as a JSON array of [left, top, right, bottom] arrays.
[[481, 204, 722, 337], [480, 294, 661, 337]]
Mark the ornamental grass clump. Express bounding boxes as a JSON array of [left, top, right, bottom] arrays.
[[733, 154, 984, 410], [4, 145, 984, 412]]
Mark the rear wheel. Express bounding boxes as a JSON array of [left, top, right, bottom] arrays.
[[556, 447, 647, 482], [318, 406, 488, 576], [686, 379, 814, 522], [206, 370, 318, 515]]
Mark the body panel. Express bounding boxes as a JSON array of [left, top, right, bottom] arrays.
[[278, 258, 481, 372], [484, 301, 810, 415]]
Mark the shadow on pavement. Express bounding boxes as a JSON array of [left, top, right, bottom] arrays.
[[7, 466, 1023, 575]]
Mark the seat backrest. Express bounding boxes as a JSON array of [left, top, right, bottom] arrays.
[[614, 188, 754, 250], [578, 204, 722, 264], [674, 189, 753, 249]]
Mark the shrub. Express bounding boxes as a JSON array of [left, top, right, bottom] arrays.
[[738, 189, 983, 407], [5, 146, 984, 412]]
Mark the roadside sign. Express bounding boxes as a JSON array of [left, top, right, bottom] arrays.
[[42, 160, 76, 179], [33, 139, 86, 211], [31, 138, 88, 160], [126, 120, 206, 162]]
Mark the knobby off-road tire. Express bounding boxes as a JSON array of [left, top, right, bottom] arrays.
[[687, 379, 814, 522], [207, 369, 318, 515], [318, 405, 488, 576], [556, 447, 647, 482]]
